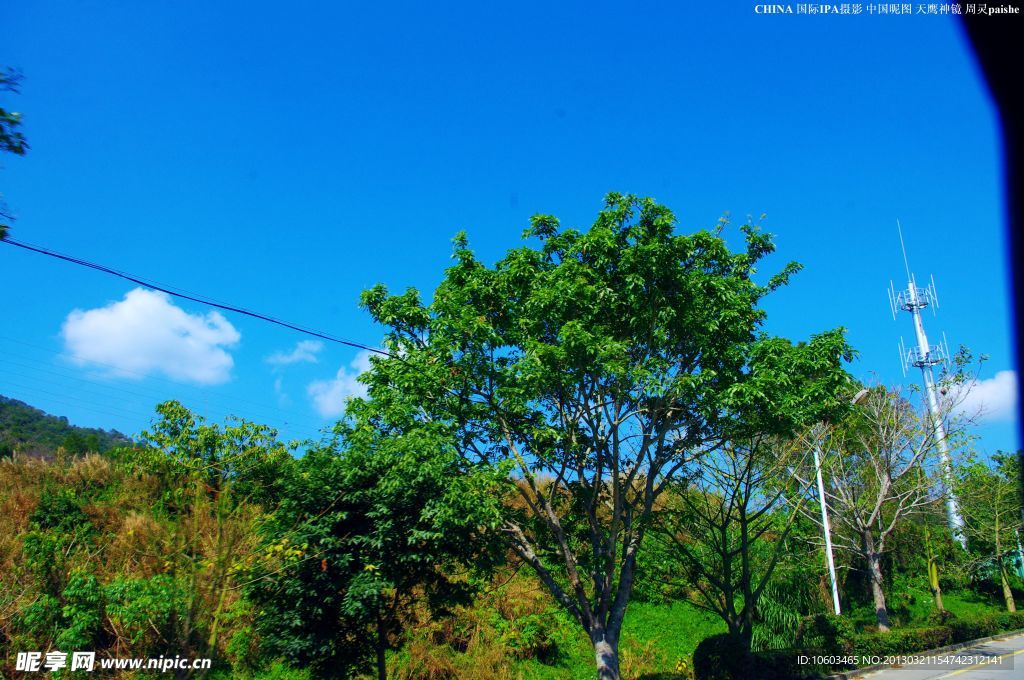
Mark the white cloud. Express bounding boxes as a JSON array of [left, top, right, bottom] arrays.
[[307, 350, 376, 418], [61, 288, 241, 385], [266, 340, 323, 366], [953, 370, 1018, 423], [273, 376, 292, 407]]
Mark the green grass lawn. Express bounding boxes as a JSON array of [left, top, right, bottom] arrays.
[[512, 600, 725, 679], [844, 585, 1014, 632]]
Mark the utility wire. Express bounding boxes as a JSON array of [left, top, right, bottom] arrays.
[[1, 237, 391, 358], [1, 237, 489, 413]]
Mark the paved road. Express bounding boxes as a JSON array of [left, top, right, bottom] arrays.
[[860, 633, 1024, 679]]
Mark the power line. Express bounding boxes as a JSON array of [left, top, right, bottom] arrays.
[[1, 237, 487, 417], [1, 236, 391, 358]]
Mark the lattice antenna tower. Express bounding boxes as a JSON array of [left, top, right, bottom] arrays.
[[887, 219, 966, 548]]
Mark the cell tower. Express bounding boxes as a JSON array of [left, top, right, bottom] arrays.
[[887, 220, 966, 548]]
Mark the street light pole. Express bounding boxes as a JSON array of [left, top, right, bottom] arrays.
[[815, 388, 870, 617], [814, 435, 841, 615]]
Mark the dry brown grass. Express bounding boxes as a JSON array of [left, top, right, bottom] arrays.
[[64, 452, 113, 489]]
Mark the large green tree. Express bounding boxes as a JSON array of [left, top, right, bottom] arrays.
[[359, 194, 852, 679]]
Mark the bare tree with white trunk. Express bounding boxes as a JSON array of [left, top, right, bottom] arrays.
[[795, 384, 971, 632]]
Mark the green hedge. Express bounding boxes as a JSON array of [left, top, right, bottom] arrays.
[[853, 611, 1024, 660], [852, 626, 953, 658], [695, 612, 1024, 679]]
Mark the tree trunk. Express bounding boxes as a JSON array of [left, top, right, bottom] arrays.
[[869, 564, 891, 631], [375, 605, 387, 680], [995, 521, 1016, 612], [1001, 565, 1017, 612], [929, 556, 944, 612], [924, 521, 944, 612], [724, 622, 754, 677], [729, 613, 754, 656], [865, 532, 890, 632], [592, 630, 621, 680]]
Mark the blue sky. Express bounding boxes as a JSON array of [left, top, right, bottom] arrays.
[[0, 1, 1018, 454]]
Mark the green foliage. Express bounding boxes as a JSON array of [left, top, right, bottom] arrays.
[[752, 577, 821, 652], [246, 412, 505, 679], [786, 612, 1024, 674], [16, 594, 62, 647], [104, 575, 186, 654], [29, 486, 93, 533], [0, 68, 27, 156], [359, 193, 852, 677], [7, 394, 1024, 679], [492, 608, 564, 662], [57, 571, 104, 650], [138, 400, 294, 506], [796, 614, 855, 655], [958, 452, 1022, 583], [852, 626, 954, 658], [14, 572, 105, 652], [0, 65, 27, 239], [22, 488, 96, 595]]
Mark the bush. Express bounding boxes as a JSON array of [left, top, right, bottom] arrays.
[[694, 635, 829, 680], [752, 610, 1024, 677], [104, 574, 186, 655], [493, 610, 563, 663], [57, 571, 105, 650], [751, 649, 830, 679], [847, 611, 1024, 667], [927, 608, 958, 626], [796, 614, 855, 655], [947, 611, 1024, 641], [693, 633, 751, 680], [853, 626, 953, 658]]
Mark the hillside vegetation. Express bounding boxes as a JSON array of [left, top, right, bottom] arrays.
[[0, 395, 131, 458]]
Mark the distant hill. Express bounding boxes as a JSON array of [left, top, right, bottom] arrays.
[[0, 395, 133, 458]]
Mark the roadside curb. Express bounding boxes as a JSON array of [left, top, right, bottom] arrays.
[[824, 628, 1024, 679]]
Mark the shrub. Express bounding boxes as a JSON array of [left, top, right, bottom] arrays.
[[693, 633, 751, 680], [927, 608, 958, 626], [29, 488, 92, 533], [849, 611, 1024, 662], [853, 626, 953, 658], [493, 610, 562, 663], [104, 574, 186, 655], [57, 571, 105, 651], [693, 635, 830, 680], [796, 613, 855, 655], [16, 594, 62, 647], [947, 611, 1024, 641]]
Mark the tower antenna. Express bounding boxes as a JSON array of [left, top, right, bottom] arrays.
[[887, 222, 966, 548]]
